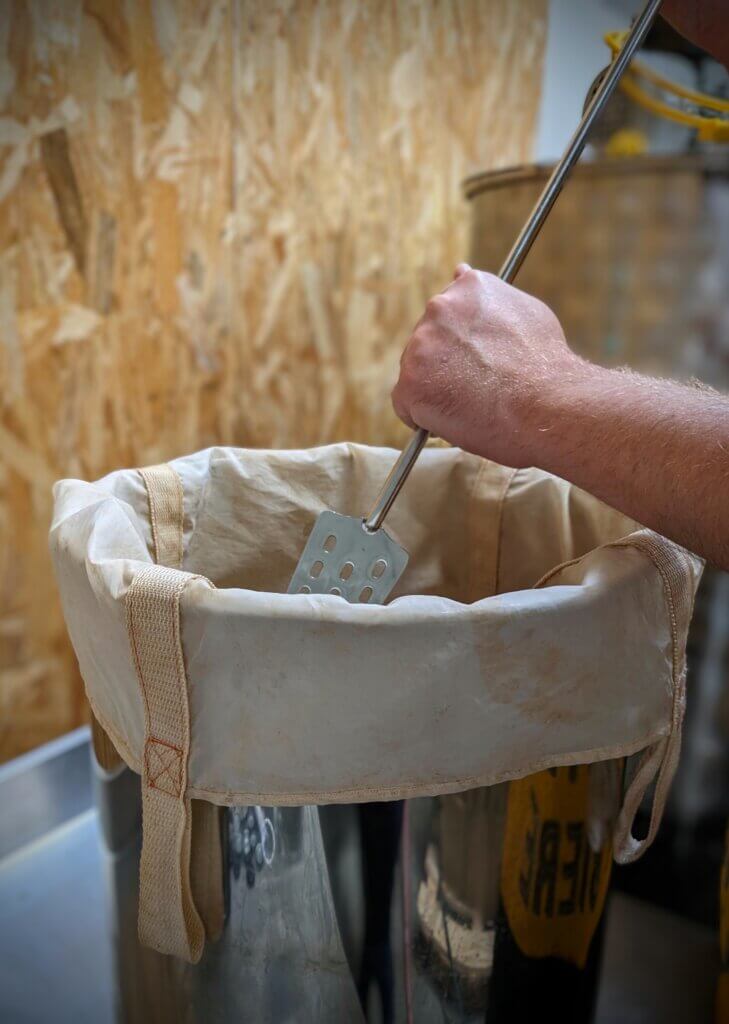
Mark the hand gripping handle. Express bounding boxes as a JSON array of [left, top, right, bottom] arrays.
[[364, 0, 663, 533]]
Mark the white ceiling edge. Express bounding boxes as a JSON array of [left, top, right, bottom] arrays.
[[534, 0, 652, 163]]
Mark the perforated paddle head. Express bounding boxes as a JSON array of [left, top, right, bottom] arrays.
[[287, 510, 409, 605], [288, 3, 664, 605]]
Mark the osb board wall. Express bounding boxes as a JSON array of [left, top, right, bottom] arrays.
[[0, 0, 546, 761]]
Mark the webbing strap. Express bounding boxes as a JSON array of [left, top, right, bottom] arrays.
[[607, 532, 693, 863], [128, 563, 206, 961], [535, 528, 696, 864], [139, 464, 184, 569], [128, 463, 219, 962]]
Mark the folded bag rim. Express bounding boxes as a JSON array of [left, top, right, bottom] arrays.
[[50, 446, 700, 842]]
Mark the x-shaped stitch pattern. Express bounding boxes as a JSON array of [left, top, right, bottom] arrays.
[[145, 738, 183, 797]]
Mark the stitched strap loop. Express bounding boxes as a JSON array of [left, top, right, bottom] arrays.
[[127, 563, 209, 962], [535, 527, 697, 864], [128, 463, 221, 963], [607, 531, 695, 863]]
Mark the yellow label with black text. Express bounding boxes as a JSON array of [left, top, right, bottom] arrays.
[[501, 766, 612, 969]]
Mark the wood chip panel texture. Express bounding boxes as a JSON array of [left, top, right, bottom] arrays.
[[0, 0, 546, 760]]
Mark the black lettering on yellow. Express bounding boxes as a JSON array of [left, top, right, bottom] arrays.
[[533, 819, 560, 917], [588, 847, 603, 912], [519, 785, 539, 909], [559, 821, 583, 916], [578, 827, 590, 912]]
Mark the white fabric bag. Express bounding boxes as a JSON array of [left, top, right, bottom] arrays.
[[51, 444, 701, 960]]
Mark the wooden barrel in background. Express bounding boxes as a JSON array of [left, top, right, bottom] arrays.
[[466, 154, 729, 386]]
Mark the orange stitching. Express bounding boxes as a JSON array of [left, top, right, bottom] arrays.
[[184, 726, 670, 806], [118, 514, 689, 815], [145, 737, 183, 797], [126, 565, 200, 800], [534, 533, 690, 689], [89, 691, 668, 808], [125, 572, 154, 745], [606, 536, 684, 684], [596, 534, 693, 855]]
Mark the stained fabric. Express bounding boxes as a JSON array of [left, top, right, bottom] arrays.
[[51, 444, 701, 853]]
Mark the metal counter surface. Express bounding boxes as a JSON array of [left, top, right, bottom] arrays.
[[0, 729, 113, 1024]]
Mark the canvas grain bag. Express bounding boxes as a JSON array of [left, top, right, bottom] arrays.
[[50, 444, 702, 962]]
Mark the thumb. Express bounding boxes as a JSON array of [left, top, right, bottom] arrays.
[[453, 262, 471, 279]]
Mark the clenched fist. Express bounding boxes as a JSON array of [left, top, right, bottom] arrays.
[[391, 265, 584, 468]]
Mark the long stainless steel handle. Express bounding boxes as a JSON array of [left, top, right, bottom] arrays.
[[364, 0, 663, 533]]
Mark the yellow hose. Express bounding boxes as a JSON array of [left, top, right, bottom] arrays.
[[605, 30, 729, 143]]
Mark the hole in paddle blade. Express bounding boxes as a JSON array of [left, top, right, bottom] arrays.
[[371, 559, 387, 579]]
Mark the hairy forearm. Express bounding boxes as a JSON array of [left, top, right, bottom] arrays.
[[529, 362, 729, 569], [393, 268, 729, 567]]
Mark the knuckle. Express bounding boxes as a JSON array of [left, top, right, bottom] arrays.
[[425, 294, 446, 316]]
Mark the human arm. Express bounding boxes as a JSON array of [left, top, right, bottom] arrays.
[[392, 266, 729, 569]]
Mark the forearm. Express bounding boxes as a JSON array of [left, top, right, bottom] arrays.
[[393, 268, 729, 568], [528, 362, 729, 569]]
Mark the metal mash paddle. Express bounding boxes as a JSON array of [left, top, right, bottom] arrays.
[[288, 0, 663, 604]]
